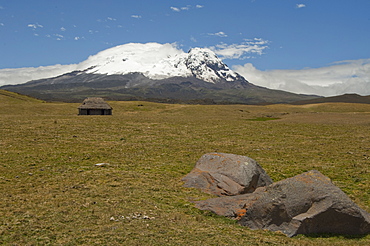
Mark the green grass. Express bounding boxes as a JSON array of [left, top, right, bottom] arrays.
[[0, 94, 370, 245]]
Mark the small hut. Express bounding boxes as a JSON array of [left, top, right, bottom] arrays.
[[78, 97, 112, 115]]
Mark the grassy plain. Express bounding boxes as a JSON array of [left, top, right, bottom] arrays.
[[1, 91, 369, 245]]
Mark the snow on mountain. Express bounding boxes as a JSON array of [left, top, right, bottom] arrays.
[[184, 48, 241, 82], [76, 43, 241, 83]]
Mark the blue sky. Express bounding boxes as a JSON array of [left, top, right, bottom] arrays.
[[1, 0, 370, 96]]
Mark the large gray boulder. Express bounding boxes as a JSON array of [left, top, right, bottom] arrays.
[[182, 153, 273, 196], [195, 170, 370, 237]]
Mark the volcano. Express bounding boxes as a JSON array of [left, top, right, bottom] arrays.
[[1, 43, 320, 104]]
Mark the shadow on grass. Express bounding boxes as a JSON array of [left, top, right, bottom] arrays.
[[301, 232, 368, 240], [246, 117, 281, 121]]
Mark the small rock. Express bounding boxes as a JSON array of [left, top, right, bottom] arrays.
[[95, 163, 109, 167]]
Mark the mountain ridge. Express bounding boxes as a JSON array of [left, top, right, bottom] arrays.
[[1, 71, 319, 104], [291, 93, 370, 105]]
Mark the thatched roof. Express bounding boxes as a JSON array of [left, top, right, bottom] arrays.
[[78, 97, 112, 109]]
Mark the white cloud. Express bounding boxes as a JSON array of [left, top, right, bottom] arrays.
[[0, 64, 78, 86], [170, 7, 180, 12], [27, 23, 43, 29], [233, 59, 370, 96], [54, 34, 64, 40], [209, 38, 269, 59], [181, 6, 191, 11], [0, 23, 4, 26], [171, 5, 202, 12], [131, 15, 142, 18], [60, 27, 66, 31], [208, 31, 228, 37], [296, 4, 306, 8]]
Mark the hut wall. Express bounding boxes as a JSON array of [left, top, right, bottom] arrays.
[[79, 109, 88, 115]]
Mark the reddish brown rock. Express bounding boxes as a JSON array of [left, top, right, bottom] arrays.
[[194, 189, 265, 217], [195, 170, 370, 237], [182, 153, 273, 196]]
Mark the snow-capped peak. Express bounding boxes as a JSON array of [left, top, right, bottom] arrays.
[[76, 43, 242, 83], [185, 48, 241, 82]]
